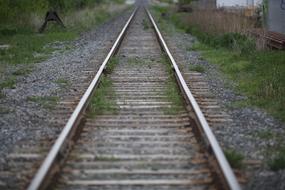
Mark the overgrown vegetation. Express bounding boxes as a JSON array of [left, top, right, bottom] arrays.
[[88, 76, 117, 116], [55, 78, 70, 88], [268, 147, 285, 171], [255, 129, 285, 171], [161, 56, 184, 114], [152, 5, 285, 122], [224, 149, 245, 169], [105, 57, 119, 74], [189, 64, 205, 73], [88, 57, 119, 116], [0, 0, 127, 96], [142, 19, 150, 30]]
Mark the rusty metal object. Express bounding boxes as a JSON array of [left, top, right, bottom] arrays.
[[39, 10, 65, 33], [251, 29, 285, 49]]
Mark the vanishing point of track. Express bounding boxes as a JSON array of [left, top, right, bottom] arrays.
[[27, 5, 241, 190]]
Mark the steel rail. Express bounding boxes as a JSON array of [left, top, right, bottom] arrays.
[[145, 8, 241, 190], [27, 7, 138, 190]]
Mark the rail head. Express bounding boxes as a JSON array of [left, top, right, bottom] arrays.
[[27, 7, 138, 190], [145, 8, 241, 190]]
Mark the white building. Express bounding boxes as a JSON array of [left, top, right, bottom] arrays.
[[217, 0, 262, 8]]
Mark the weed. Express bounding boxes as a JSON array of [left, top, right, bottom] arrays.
[[105, 57, 119, 74], [161, 56, 184, 114], [0, 77, 16, 90], [268, 147, 285, 171], [27, 96, 59, 110], [256, 130, 274, 140], [55, 78, 70, 88], [88, 75, 117, 117], [12, 67, 33, 76], [224, 149, 244, 169], [192, 42, 285, 122], [189, 65, 205, 73], [142, 19, 150, 30]]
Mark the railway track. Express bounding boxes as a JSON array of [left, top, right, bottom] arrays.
[[6, 4, 241, 190]]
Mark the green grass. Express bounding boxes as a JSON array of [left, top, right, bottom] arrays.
[[105, 57, 119, 74], [55, 78, 70, 88], [142, 19, 150, 30], [152, 4, 285, 122], [0, 76, 16, 90], [189, 65, 205, 73], [161, 56, 184, 114], [0, 3, 128, 96], [268, 147, 285, 171], [224, 149, 245, 169], [256, 130, 275, 140], [0, 31, 76, 65], [12, 66, 33, 76], [256, 130, 285, 171], [27, 96, 59, 110], [88, 76, 117, 117], [191, 43, 285, 122]]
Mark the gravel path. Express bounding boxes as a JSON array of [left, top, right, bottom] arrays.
[[159, 22, 285, 190], [0, 7, 133, 164]]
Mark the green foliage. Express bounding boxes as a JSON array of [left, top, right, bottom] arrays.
[[142, 19, 150, 30], [189, 65, 205, 73], [152, 5, 285, 121], [55, 78, 70, 88], [187, 27, 255, 56], [224, 149, 244, 169], [161, 56, 184, 114], [0, 76, 16, 90], [0, 32, 76, 65], [0, 0, 48, 25], [105, 57, 119, 74], [268, 147, 285, 171], [88, 76, 117, 116], [192, 43, 285, 122]]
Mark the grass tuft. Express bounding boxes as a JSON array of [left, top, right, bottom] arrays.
[[224, 149, 244, 169], [105, 57, 119, 74], [268, 147, 285, 171], [88, 75, 117, 117], [0, 77, 16, 90], [189, 65, 205, 73], [142, 19, 150, 30], [55, 78, 70, 88], [161, 56, 184, 114]]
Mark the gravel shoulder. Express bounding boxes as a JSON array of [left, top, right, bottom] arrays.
[[160, 24, 285, 190], [0, 7, 133, 163]]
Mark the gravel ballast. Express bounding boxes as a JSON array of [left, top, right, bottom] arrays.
[[162, 30, 285, 189], [0, 7, 133, 163]]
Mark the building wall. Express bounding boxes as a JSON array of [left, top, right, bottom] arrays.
[[267, 0, 285, 34], [217, 0, 262, 7]]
